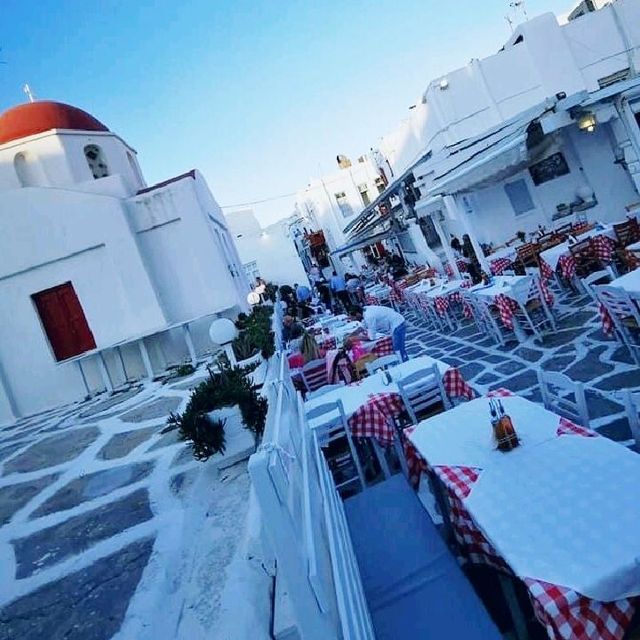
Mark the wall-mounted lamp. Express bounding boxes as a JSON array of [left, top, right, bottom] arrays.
[[577, 111, 597, 133], [439, 78, 449, 90]]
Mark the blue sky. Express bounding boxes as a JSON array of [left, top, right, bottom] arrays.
[[0, 0, 570, 224]]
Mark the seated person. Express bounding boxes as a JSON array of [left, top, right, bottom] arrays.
[[295, 283, 311, 303], [348, 304, 408, 362], [282, 315, 304, 342]]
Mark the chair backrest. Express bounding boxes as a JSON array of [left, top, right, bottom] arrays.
[[536, 369, 590, 428], [555, 222, 573, 236], [569, 237, 595, 260], [306, 399, 349, 439], [614, 218, 640, 247], [516, 242, 539, 261], [303, 358, 328, 391], [538, 233, 565, 251], [622, 389, 640, 449], [397, 363, 449, 423], [580, 268, 615, 303], [365, 354, 401, 375], [594, 285, 640, 326], [306, 383, 345, 402]]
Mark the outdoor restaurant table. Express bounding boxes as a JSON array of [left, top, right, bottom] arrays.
[[406, 393, 640, 640], [538, 224, 616, 279], [468, 275, 538, 337], [487, 244, 519, 275], [305, 355, 475, 445], [608, 267, 640, 298], [598, 268, 640, 335]]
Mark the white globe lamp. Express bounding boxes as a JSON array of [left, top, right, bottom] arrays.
[[209, 318, 238, 364]]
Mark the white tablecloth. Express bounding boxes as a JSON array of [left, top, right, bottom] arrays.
[[610, 268, 640, 297], [468, 275, 532, 306], [424, 280, 467, 300], [407, 395, 559, 469], [466, 435, 640, 602], [488, 245, 519, 263], [405, 279, 444, 295]]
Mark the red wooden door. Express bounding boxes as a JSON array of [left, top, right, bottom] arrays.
[[32, 282, 96, 361]]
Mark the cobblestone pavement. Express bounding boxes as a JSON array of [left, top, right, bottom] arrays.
[[403, 287, 640, 447], [0, 372, 252, 640]]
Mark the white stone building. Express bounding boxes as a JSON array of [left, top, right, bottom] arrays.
[[0, 101, 249, 424], [224, 208, 309, 286], [310, 0, 640, 275], [294, 155, 387, 271]]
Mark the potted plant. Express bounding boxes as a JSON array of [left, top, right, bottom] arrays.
[[166, 355, 268, 460]]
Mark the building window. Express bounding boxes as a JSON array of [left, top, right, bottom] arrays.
[[375, 177, 386, 194], [32, 282, 96, 361], [243, 261, 260, 282], [84, 144, 109, 179], [528, 152, 570, 186], [505, 179, 535, 216], [14, 152, 38, 187], [358, 184, 371, 206], [334, 192, 354, 218]]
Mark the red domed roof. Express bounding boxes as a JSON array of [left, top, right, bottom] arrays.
[[0, 101, 109, 145]]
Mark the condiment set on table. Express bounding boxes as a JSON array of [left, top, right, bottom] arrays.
[[489, 399, 519, 451]]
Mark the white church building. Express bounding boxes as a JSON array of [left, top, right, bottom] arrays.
[[0, 100, 249, 425]]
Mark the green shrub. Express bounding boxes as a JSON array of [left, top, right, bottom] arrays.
[[166, 355, 268, 461]]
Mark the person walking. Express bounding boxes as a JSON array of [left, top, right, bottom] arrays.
[[330, 270, 350, 311], [348, 304, 408, 361]]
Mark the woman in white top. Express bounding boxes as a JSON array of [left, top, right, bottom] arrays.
[[348, 304, 408, 361]]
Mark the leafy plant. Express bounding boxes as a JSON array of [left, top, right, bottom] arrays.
[[166, 354, 269, 461], [232, 332, 259, 361]]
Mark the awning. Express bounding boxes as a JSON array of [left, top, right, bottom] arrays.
[[343, 149, 433, 236], [331, 229, 395, 257], [419, 99, 557, 197]]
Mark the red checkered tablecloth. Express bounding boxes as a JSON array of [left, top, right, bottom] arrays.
[[404, 390, 637, 640], [540, 258, 554, 281], [490, 257, 513, 276], [599, 302, 615, 336], [365, 294, 380, 305], [371, 336, 394, 356], [541, 235, 617, 282], [433, 295, 450, 316], [495, 293, 520, 330], [350, 367, 475, 452]]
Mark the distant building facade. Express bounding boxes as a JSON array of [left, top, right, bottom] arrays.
[[225, 208, 309, 286], [0, 101, 248, 423]]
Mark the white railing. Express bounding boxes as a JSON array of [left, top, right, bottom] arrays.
[[249, 349, 374, 639]]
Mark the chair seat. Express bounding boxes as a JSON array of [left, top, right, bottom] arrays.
[[525, 299, 542, 312], [622, 316, 639, 329], [345, 474, 501, 640]]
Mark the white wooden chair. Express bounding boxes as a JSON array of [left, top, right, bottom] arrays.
[[622, 389, 640, 449], [536, 369, 590, 428], [302, 358, 329, 392], [306, 399, 366, 493], [580, 268, 615, 304], [396, 363, 451, 424], [511, 275, 556, 340], [366, 354, 401, 375], [593, 285, 640, 366], [467, 292, 514, 346]]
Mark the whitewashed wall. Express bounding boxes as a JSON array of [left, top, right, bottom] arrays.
[[0, 187, 167, 414], [226, 209, 309, 286]]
